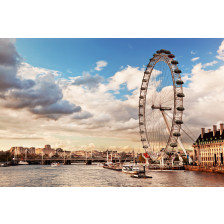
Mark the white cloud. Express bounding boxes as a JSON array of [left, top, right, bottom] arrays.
[[202, 60, 218, 68], [191, 57, 200, 62], [216, 40, 224, 61], [18, 62, 62, 80], [190, 50, 197, 55], [182, 63, 224, 142], [103, 65, 144, 91], [94, 60, 108, 71]]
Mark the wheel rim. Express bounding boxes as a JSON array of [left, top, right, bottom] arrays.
[[139, 50, 184, 156]]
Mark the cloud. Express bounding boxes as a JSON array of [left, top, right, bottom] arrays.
[[202, 60, 218, 68], [182, 63, 224, 142], [72, 72, 103, 89], [191, 57, 200, 62], [0, 39, 20, 66], [0, 39, 82, 120], [190, 50, 197, 55], [216, 40, 224, 61], [72, 111, 93, 120], [31, 100, 81, 119], [18, 62, 61, 80], [94, 60, 108, 71], [0, 39, 35, 92], [104, 65, 144, 91]]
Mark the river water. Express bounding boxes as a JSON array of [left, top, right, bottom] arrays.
[[1, 164, 224, 187]]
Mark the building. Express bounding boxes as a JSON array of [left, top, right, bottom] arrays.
[[10, 147, 26, 155], [35, 145, 55, 157], [55, 148, 71, 158], [193, 123, 224, 166]]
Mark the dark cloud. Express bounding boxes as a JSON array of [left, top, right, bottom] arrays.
[[5, 74, 63, 109], [72, 73, 103, 89], [72, 111, 93, 120], [31, 100, 81, 119], [0, 39, 20, 66], [0, 39, 35, 91]]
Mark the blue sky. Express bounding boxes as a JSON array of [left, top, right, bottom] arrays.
[[16, 38, 223, 80]]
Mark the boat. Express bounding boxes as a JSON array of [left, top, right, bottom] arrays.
[[122, 164, 140, 174], [51, 162, 60, 167], [0, 162, 10, 167], [18, 161, 29, 165], [103, 150, 122, 171], [103, 162, 122, 171], [18, 149, 29, 165], [131, 173, 152, 179]]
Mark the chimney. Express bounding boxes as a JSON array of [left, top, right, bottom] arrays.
[[201, 128, 205, 138], [213, 125, 217, 137], [220, 123, 224, 135], [208, 129, 211, 133]]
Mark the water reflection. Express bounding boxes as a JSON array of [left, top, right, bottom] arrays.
[[1, 164, 224, 187]]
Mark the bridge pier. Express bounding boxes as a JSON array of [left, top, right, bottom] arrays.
[[64, 160, 71, 165]]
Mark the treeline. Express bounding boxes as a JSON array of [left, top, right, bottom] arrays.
[[0, 152, 13, 162]]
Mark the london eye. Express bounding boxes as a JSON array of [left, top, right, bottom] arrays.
[[139, 49, 185, 159]]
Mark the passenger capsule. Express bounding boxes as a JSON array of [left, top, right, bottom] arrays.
[[176, 79, 184, 85], [141, 87, 146, 90], [143, 145, 148, 148], [177, 93, 185, 97], [143, 79, 147, 82], [160, 49, 166, 53], [156, 50, 162, 54], [141, 138, 146, 141], [171, 60, 179, 65], [139, 113, 143, 117], [174, 69, 182, 73], [175, 120, 183, 124], [139, 105, 143, 108], [145, 71, 150, 74], [164, 50, 171, 54], [139, 122, 144, 125], [139, 96, 144, 99], [170, 143, 177, 147], [168, 54, 175, 58], [173, 132, 181, 137], [140, 130, 144, 134], [177, 107, 185, 111]]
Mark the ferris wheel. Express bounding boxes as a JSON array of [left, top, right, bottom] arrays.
[[139, 49, 185, 157]]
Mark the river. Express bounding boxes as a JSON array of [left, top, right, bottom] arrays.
[[1, 164, 224, 187]]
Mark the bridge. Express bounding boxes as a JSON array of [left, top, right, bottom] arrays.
[[21, 157, 134, 165]]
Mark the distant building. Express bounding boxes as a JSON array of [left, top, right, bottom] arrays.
[[73, 150, 85, 157], [56, 148, 71, 157], [193, 123, 224, 166], [10, 147, 26, 155], [35, 145, 55, 157], [10, 146, 36, 155]]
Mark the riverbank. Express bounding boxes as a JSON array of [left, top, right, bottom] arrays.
[[184, 165, 224, 174]]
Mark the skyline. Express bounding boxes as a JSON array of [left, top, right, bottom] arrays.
[[0, 38, 224, 151]]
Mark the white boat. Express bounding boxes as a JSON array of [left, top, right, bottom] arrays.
[[122, 164, 140, 174], [18, 149, 29, 165], [51, 162, 60, 167], [18, 161, 29, 165]]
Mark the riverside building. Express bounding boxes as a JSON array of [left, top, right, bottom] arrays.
[[193, 123, 224, 166]]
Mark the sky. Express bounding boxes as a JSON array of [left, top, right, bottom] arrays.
[[0, 38, 224, 152]]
